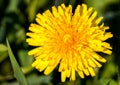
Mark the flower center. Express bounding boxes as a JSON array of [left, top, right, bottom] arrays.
[[63, 34, 72, 43]]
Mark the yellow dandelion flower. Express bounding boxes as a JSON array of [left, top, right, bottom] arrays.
[[26, 4, 113, 82]]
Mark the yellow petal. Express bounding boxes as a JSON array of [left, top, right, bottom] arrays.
[[77, 70, 84, 78], [71, 68, 76, 81], [61, 71, 66, 82], [88, 67, 95, 77], [83, 69, 89, 76], [44, 66, 54, 75]]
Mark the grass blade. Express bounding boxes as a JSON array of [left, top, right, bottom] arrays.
[[6, 39, 28, 85]]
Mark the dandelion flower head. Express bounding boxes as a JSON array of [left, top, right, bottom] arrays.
[[26, 4, 113, 82]]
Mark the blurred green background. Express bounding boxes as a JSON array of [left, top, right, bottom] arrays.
[[0, 0, 120, 85]]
